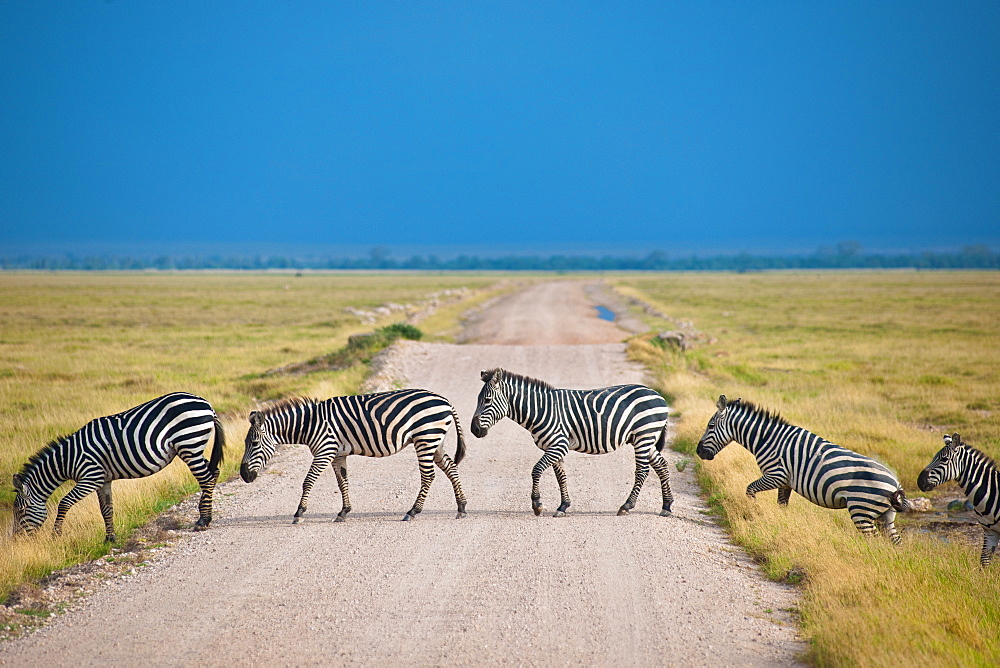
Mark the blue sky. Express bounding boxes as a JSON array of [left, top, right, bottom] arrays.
[[1, 2, 998, 255]]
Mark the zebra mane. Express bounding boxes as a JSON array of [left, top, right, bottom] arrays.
[[731, 399, 790, 426], [257, 396, 319, 417], [17, 434, 73, 480], [487, 368, 555, 391]]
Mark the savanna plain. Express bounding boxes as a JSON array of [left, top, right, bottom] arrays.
[[614, 271, 1000, 666], [1, 270, 998, 667]]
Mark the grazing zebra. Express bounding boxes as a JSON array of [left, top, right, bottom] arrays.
[[470, 368, 672, 517], [696, 395, 907, 543], [12, 392, 224, 542], [918, 433, 1000, 567], [240, 389, 467, 522]]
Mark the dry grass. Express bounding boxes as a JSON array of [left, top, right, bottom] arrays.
[[0, 271, 503, 601], [615, 271, 1000, 665]]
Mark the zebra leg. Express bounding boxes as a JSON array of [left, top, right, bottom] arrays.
[[404, 444, 437, 521], [877, 508, 901, 545], [649, 450, 674, 516], [96, 482, 116, 542], [777, 487, 792, 506], [332, 456, 352, 522], [552, 460, 570, 517], [745, 474, 786, 500], [294, 455, 333, 524], [848, 506, 878, 538], [981, 529, 1000, 567], [531, 442, 569, 517], [618, 452, 650, 516], [53, 479, 102, 537], [434, 450, 468, 519], [179, 451, 219, 530]]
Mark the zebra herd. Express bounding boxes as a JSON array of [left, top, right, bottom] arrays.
[[11, 372, 1000, 566]]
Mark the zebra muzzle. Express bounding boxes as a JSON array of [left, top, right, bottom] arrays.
[[240, 464, 258, 483], [916, 470, 935, 492], [470, 421, 488, 438], [695, 444, 714, 460]]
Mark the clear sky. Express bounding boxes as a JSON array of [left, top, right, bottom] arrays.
[[1, 2, 998, 254]]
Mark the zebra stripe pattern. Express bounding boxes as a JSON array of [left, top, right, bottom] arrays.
[[12, 392, 224, 542], [470, 368, 672, 517], [240, 389, 468, 522], [918, 433, 1000, 567], [696, 395, 907, 543]]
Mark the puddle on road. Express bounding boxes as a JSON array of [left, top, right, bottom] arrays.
[[595, 305, 615, 321]]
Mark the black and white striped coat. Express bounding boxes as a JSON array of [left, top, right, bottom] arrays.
[[919, 433, 1000, 566], [696, 395, 907, 543], [239, 389, 467, 522], [12, 392, 224, 542], [470, 368, 672, 517]]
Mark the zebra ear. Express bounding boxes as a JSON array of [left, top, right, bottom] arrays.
[[480, 370, 491, 382], [249, 411, 262, 425], [717, 395, 727, 411], [12, 473, 22, 492], [952, 433, 963, 447]]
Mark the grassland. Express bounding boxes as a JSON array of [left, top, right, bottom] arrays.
[[0, 271, 506, 602], [614, 271, 1000, 666]]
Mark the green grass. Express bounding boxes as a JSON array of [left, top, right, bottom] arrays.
[[614, 271, 1000, 666], [0, 271, 505, 601]]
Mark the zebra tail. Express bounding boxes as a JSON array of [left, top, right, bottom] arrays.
[[209, 417, 226, 474], [451, 407, 467, 466], [890, 487, 909, 512], [655, 424, 669, 453]]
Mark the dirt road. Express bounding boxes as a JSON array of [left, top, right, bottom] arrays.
[[3, 281, 802, 666]]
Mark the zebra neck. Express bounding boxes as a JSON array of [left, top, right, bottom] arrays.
[[957, 450, 998, 497], [506, 382, 547, 432], [270, 403, 318, 445], [23, 445, 72, 497], [731, 411, 779, 456]]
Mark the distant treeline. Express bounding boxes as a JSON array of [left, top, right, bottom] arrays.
[[3, 244, 998, 272]]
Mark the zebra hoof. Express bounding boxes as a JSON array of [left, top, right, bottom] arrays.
[[192, 523, 209, 532], [659, 509, 672, 517], [455, 511, 467, 519], [334, 515, 346, 523], [532, 506, 544, 517], [553, 510, 565, 518], [617, 508, 630, 516], [105, 535, 117, 543], [402, 514, 414, 522], [292, 516, 304, 525]]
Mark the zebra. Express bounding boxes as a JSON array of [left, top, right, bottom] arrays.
[[12, 392, 224, 542], [470, 368, 672, 517], [918, 433, 1000, 567], [240, 389, 468, 522], [695, 395, 907, 543]]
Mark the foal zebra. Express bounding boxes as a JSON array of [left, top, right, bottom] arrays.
[[240, 389, 467, 522], [12, 392, 224, 542], [918, 433, 1000, 567], [696, 395, 907, 543], [471, 368, 672, 517]]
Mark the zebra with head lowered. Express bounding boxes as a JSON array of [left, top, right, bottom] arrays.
[[12, 392, 224, 542], [918, 433, 1000, 567], [696, 395, 907, 543], [240, 389, 467, 522], [471, 368, 672, 517]]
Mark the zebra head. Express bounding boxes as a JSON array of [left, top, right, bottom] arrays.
[[696, 395, 739, 461], [917, 433, 965, 492], [11, 472, 46, 536], [240, 411, 279, 483], [471, 369, 510, 438]]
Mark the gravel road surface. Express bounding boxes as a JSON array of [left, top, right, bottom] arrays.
[[2, 280, 803, 666]]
